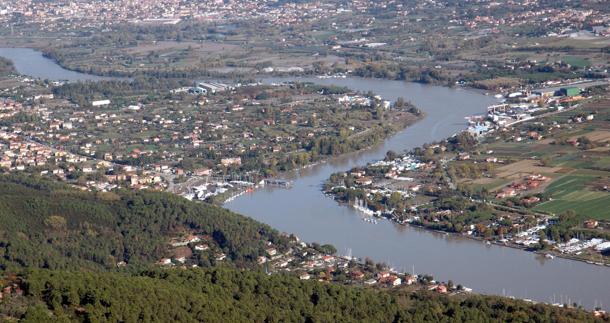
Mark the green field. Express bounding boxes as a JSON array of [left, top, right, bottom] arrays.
[[562, 56, 591, 68], [542, 175, 593, 196], [534, 174, 610, 219], [593, 156, 610, 170], [535, 196, 610, 219], [470, 178, 512, 192], [552, 154, 610, 170], [482, 142, 532, 157]]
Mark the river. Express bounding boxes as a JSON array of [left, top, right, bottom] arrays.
[[0, 47, 116, 82], [1, 48, 608, 310], [228, 77, 610, 310]]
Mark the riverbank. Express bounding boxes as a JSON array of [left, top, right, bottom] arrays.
[[323, 89, 610, 268], [407, 217, 610, 268], [199, 109, 426, 205], [327, 190, 610, 268], [0, 44, 498, 93]]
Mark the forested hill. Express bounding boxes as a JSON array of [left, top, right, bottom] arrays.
[[0, 175, 594, 322], [1, 268, 600, 322], [0, 176, 603, 322], [0, 174, 288, 271]]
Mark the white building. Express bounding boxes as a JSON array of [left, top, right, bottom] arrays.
[[92, 100, 111, 107]]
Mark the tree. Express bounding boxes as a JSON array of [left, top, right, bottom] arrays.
[[385, 150, 398, 161], [538, 236, 549, 250], [475, 224, 488, 238], [387, 192, 404, 210], [43, 215, 67, 231], [394, 97, 406, 108]]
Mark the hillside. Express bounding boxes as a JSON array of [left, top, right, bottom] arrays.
[[0, 174, 288, 271], [0, 174, 603, 322], [0, 268, 600, 323]]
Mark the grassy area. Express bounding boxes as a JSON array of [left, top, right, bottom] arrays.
[[534, 174, 610, 219], [554, 156, 594, 169], [535, 195, 610, 219], [470, 178, 512, 191], [593, 156, 610, 170], [543, 175, 596, 196], [562, 56, 591, 68]]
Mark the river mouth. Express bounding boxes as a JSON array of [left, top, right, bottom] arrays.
[[1, 49, 609, 310]]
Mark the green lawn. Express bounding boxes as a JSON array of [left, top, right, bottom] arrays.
[[593, 156, 610, 171]]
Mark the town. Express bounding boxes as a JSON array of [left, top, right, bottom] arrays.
[[1, 0, 607, 86], [0, 72, 420, 202]]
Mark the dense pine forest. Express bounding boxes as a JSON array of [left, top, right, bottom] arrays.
[[0, 174, 603, 322], [1, 268, 602, 322], [0, 174, 288, 271]]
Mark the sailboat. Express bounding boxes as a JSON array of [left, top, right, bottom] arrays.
[[353, 198, 375, 216]]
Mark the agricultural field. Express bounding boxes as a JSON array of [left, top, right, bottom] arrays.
[[569, 130, 610, 144], [561, 56, 591, 68], [494, 160, 562, 179], [534, 172, 610, 220], [469, 96, 610, 220]]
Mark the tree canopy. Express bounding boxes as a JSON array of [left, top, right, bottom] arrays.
[[0, 268, 599, 323], [0, 174, 288, 271]]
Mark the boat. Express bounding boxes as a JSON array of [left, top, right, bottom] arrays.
[[353, 198, 375, 216], [362, 217, 378, 224], [544, 254, 554, 259]]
